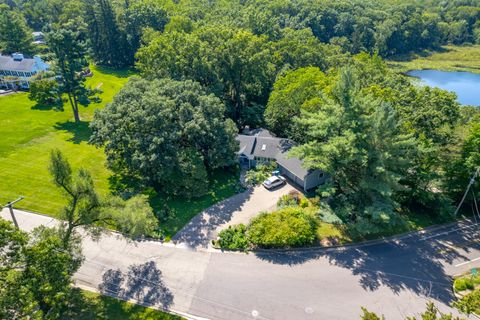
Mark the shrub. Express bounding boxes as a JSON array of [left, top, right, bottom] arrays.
[[454, 277, 475, 292], [318, 203, 343, 224], [454, 288, 480, 314], [247, 207, 318, 248], [277, 190, 309, 209], [299, 197, 309, 208], [244, 162, 277, 186], [217, 224, 249, 251], [277, 191, 300, 208]]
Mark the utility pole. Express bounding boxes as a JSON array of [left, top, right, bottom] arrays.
[[2, 197, 24, 228], [454, 168, 479, 217]]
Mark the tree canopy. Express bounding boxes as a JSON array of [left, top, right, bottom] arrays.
[[90, 77, 239, 197]]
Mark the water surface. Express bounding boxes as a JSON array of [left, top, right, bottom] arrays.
[[407, 69, 480, 106]]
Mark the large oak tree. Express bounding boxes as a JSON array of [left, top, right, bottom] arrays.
[[90, 78, 239, 198]]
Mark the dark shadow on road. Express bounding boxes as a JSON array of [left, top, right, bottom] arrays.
[[254, 221, 480, 305], [54, 120, 92, 144], [99, 261, 174, 308], [171, 188, 254, 249]]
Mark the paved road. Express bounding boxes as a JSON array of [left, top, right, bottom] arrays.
[[2, 208, 480, 320], [172, 183, 297, 249]]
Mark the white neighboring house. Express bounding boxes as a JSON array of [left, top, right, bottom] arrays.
[[237, 128, 327, 192], [0, 53, 50, 90]]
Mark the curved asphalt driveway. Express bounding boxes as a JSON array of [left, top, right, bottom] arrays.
[[2, 208, 480, 320], [171, 183, 298, 249]]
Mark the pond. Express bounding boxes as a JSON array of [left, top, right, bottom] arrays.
[[407, 69, 480, 106]]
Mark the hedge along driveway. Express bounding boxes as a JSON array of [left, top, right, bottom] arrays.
[[171, 182, 298, 249]]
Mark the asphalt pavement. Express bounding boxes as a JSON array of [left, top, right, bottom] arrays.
[[2, 208, 480, 320]]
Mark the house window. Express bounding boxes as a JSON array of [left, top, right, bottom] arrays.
[[319, 172, 324, 178]]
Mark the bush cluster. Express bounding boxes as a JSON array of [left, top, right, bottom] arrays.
[[247, 207, 317, 248], [216, 224, 249, 251], [217, 207, 318, 250], [244, 162, 277, 186], [454, 288, 480, 315], [277, 190, 310, 209], [454, 276, 479, 292]]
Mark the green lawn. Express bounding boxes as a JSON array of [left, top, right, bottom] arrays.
[[0, 66, 241, 238], [388, 45, 480, 74], [75, 290, 182, 320], [0, 65, 127, 215]]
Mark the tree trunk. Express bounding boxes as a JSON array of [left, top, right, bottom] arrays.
[[67, 93, 80, 123], [72, 107, 80, 123], [72, 95, 80, 123], [62, 224, 74, 248]]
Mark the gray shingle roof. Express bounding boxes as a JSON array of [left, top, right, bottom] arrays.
[[0, 55, 36, 72], [276, 152, 310, 179], [237, 129, 313, 179]]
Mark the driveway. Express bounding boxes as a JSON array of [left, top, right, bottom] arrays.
[[171, 182, 298, 249]]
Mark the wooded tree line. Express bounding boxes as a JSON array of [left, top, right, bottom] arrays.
[[2, 0, 480, 64]]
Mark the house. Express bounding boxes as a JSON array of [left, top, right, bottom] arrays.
[[0, 53, 49, 90], [237, 129, 326, 192]]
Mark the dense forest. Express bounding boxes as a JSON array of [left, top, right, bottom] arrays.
[[1, 0, 479, 236], [3, 0, 480, 61]]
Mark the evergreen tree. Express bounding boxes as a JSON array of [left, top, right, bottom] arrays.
[[0, 5, 34, 55], [84, 0, 128, 67], [291, 68, 417, 235], [47, 22, 89, 123], [121, 0, 168, 65]]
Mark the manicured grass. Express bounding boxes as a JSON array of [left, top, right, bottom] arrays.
[[388, 45, 480, 74], [151, 169, 243, 240], [0, 65, 128, 216], [76, 290, 182, 320], [0, 67, 243, 238]]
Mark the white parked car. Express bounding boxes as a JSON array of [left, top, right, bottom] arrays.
[[262, 175, 286, 190]]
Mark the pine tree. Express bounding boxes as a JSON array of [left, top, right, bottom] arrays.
[[85, 0, 128, 67], [291, 68, 417, 235], [0, 5, 34, 55], [47, 22, 89, 123]]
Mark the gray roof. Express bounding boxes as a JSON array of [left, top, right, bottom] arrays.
[[276, 152, 310, 179], [0, 55, 36, 72], [237, 129, 314, 179]]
